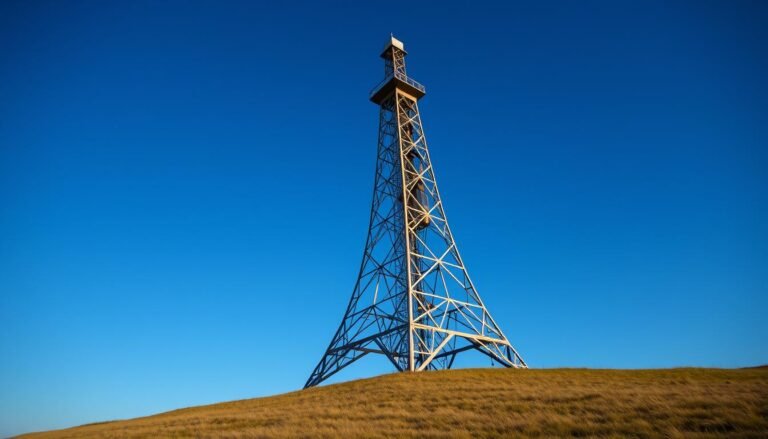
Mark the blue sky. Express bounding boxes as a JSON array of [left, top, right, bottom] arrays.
[[1, 0, 766, 436]]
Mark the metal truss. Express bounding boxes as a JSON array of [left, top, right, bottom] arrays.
[[305, 37, 526, 388]]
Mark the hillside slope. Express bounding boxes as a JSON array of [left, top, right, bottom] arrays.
[[19, 368, 768, 438]]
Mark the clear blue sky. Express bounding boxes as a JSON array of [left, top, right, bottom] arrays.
[[1, 0, 766, 436]]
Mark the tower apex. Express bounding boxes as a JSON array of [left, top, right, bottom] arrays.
[[381, 35, 406, 58], [371, 35, 424, 104]]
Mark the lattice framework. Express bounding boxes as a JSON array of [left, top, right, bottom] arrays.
[[305, 38, 526, 388]]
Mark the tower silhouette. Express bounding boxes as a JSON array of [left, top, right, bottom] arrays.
[[305, 37, 526, 388]]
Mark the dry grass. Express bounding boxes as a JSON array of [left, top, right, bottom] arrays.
[[18, 368, 768, 438]]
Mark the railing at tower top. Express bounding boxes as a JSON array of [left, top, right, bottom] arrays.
[[370, 71, 426, 98]]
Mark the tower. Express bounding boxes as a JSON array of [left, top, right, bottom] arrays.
[[305, 37, 526, 388]]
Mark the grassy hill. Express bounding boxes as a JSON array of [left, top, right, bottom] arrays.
[[19, 367, 768, 438]]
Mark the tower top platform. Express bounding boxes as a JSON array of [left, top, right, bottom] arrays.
[[380, 35, 406, 58], [370, 36, 426, 105]]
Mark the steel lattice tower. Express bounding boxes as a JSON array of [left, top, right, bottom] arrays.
[[305, 37, 526, 388]]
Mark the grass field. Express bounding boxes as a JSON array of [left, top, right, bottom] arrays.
[[18, 367, 768, 438]]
